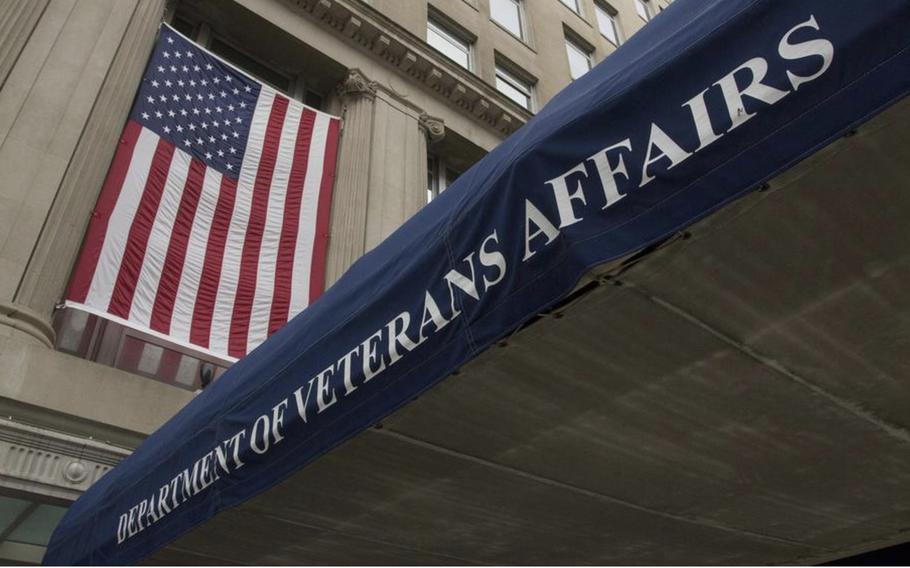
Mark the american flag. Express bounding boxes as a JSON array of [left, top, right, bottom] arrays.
[[65, 25, 341, 361]]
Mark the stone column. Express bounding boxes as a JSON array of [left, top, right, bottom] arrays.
[[323, 70, 444, 289], [0, 0, 49, 89], [362, 90, 426, 252], [324, 68, 378, 287], [6, 0, 167, 347]]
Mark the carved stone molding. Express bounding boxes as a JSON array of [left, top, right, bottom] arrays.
[[0, 418, 130, 501], [336, 68, 377, 99], [286, 0, 530, 136], [418, 113, 446, 144]]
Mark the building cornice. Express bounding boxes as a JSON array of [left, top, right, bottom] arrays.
[[286, 0, 532, 136], [0, 418, 130, 501]]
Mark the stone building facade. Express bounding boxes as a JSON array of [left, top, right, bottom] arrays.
[[0, 0, 667, 562]]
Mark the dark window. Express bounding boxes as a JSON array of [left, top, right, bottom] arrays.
[[209, 36, 292, 93]]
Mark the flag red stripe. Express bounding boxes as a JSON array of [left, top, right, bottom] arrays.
[[268, 109, 316, 336], [190, 175, 237, 348], [228, 96, 289, 357], [150, 158, 206, 334], [308, 117, 340, 304], [66, 121, 143, 303], [108, 139, 175, 319]]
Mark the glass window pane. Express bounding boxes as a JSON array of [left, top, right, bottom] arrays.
[[490, 0, 522, 38], [595, 6, 619, 44], [495, 67, 532, 110], [175, 354, 200, 389], [496, 76, 530, 109], [305, 90, 323, 110], [55, 309, 97, 357], [427, 155, 439, 203], [138, 341, 163, 376], [209, 37, 291, 92], [427, 21, 470, 69], [7, 504, 68, 547], [171, 16, 195, 39], [635, 0, 650, 20], [0, 497, 31, 535], [565, 40, 591, 80], [560, 0, 580, 13]]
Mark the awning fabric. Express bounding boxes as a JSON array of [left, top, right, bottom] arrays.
[[44, 1, 910, 564]]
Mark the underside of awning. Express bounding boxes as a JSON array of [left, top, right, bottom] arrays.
[[145, 97, 910, 565]]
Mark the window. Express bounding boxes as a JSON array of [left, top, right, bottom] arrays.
[[427, 17, 473, 70], [495, 64, 534, 111], [595, 3, 621, 45], [210, 36, 293, 93], [559, 0, 581, 14], [565, 36, 592, 80], [491, 0, 524, 39], [53, 308, 229, 391], [171, 20, 324, 108], [635, 0, 652, 21], [0, 495, 68, 550], [427, 155, 462, 202]]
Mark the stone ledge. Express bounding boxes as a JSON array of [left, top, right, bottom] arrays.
[[286, 0, 532, 136], [0, 340, 194, 442]]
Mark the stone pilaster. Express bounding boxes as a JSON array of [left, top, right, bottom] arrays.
[[417, 112, 445, 213], [317, 71, 446, 290], [324, 69, 378, 287], [13, 0, 167, 333], [362, 90, 426, 251], [0, 0, 48, 89]]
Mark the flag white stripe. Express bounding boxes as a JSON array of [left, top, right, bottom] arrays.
[[246, 101, 303, 351], [209, 88, 276, 354], [85, 128, 160, 310], [129, 148, 192, 327], [289, 113, 330, 317], [169, 167, 223, 343]]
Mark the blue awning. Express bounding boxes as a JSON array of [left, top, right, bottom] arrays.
[[45, 0, 910, 564]]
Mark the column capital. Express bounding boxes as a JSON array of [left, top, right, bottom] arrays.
[[418, 112, 445, 144], [336, 68, 377, 100]]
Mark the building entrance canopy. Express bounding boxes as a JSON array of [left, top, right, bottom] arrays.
[[45, 0, 910, 564]]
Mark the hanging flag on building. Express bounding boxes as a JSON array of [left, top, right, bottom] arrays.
[[65, 24, 340, 361]]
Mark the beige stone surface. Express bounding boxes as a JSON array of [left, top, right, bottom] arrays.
[[0, 330, 192, 442], [0, 0, 138, 301]]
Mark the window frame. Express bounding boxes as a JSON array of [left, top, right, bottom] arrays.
[[564, 35, 593, 80], [635, 0, 652, 22], [426, 15, 474, 71], [494, 62, 535, 111], [594, 2, 622, 45], [171, 17, 324, 107], [559, 0, 582, 15], [490, 0, 526, 41]]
